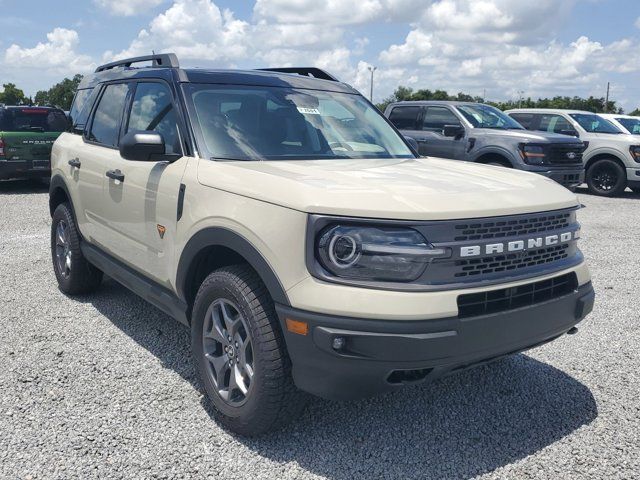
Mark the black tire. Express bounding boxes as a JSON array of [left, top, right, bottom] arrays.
[[586, 159, 626, 197], [630, 187, 640, 195], [192, 265, 306, 436], [51, 202, 103, 294]]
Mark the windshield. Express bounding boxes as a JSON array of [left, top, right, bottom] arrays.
[[569, 114, 622, 134], [0, 108, 67, 133], [184, 84, 414, 161], [616, 117, 640, 135], [455, 104, 524, 130]]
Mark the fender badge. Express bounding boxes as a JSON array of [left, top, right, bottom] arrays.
[[157, 224, 166, 239]]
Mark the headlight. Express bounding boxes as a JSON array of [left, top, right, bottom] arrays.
[[518, 144, 546, 165], [630, 146, 640, 162], [316, 225, 448, 282]]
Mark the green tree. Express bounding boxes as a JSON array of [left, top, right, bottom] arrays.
[[45, 74, 83, 110], [0, 83, 27, 105], [629, 108, 640, 116], [34, 90, 49, 106]]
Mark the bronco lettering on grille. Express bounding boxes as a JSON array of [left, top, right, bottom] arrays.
[[460, 230, 580, 257]]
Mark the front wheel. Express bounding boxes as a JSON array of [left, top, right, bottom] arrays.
[[586, 159, 626, 196], [630, 187, 640, 195], [51, 203, 103, 294], [192, 265, 306, 436]]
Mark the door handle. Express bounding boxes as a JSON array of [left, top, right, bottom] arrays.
[[106, 169, 125, 182], [68, 158, 81, 169]]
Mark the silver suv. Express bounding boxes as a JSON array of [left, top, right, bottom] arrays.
[[385, 101, 585, 189]]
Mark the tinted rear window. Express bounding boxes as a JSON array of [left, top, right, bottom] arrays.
[[388, 106, 421, 130], [0, 108, 68, 132], [509, 113, 534, 129]]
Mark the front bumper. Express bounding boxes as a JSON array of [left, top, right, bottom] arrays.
[[277, 281, 594, 400], [0, 159, 51, 180], [626, 167, 640, 188], [538, 168, 584, 188]]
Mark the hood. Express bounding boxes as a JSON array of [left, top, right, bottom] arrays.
[[591, 132, 640, 145], [197, 157, 579, 221], [476, 128, 582, 144]]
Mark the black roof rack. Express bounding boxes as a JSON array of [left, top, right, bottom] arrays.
[[257, 67, 339, 82], [95, 53, 180, 73]]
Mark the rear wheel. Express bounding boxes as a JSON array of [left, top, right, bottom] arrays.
[[51, 203, 103, 294], [630, 187, 640, 195], [586, 159, 626, 196], [192, 265, 306, 436]]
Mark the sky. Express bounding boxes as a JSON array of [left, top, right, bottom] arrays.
[[1, 0, 640, 110]]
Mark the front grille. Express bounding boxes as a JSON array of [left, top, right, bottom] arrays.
[[457, 272, 578, 318], [547, 145, 583, 165], [454, 244, 570, 278], [453, 212, 571, 242]]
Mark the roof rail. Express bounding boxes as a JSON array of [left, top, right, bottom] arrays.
[[258, 67, 339, 82], [95, 53, 179, 73]]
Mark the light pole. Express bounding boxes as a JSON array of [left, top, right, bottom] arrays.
[[517, 90, 525, 108], [368, 66, 377, 102]]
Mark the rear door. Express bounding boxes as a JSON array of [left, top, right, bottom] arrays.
[[97, 80, 188, 284], [387, 105, 423, 152], [0, 107, 67, 170]]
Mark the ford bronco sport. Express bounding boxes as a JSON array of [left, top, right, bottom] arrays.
[[49, 54, 595, 436], [385, 101, 586, 189], [0, 105, 67, 180], [507, 108, 640, 196]]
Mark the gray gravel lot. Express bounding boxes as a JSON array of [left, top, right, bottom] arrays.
[[0, 179, 639, 480]]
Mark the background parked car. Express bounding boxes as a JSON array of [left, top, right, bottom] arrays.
[[506, 109, 640, 196], [0, 105, 67, 181], [599, 113, 640, 136], [384, 101, 585, 189]]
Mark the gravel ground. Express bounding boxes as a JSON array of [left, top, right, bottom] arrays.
[[0, 179, 639, 480]]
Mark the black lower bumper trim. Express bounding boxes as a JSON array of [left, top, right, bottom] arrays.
[[0, 160, 50, 180], [277, 281, 594, 400]]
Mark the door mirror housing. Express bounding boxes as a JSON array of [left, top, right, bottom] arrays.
[[443, 124, 464, 137], [559, 129, 579, 137], [119, 131, 179, 162], [403, 135, 419, 152]]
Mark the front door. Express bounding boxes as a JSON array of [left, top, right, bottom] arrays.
[[417, 106, 465, 159], [97, 80, 187, 285]]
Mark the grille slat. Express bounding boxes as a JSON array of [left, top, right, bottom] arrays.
[[547, 145, 584, 165], [457, 273, 578, 318], [453, 212, 571, 242]]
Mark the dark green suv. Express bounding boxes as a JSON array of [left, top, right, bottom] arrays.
[[0, 106, 67, 180]]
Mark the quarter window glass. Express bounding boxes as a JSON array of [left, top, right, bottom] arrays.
[[538, 114, 574, 134], [69, 89, 93, 131], [388, 106, 421, 130], [127, 82, 180, 154], [423, 106, 460, 132], [88, 83, 129, 147]]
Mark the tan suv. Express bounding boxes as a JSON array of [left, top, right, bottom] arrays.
[[49, 54, 595, 436]]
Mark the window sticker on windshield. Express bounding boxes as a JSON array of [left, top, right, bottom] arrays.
[[297, 107, 320, 115]]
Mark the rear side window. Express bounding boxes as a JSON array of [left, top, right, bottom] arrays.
[[422, 106, 460, 131], [509, 113, 534, 129], [69, 88, 95, 133], [126, 82, 180, 154], [388, 106, 421, 130], [539, 114, 575, 134], [0, 108, 67, 132], [88, 83, 130, 147]]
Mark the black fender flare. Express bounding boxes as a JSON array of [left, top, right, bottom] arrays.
[[49, 174, 76, 218], [176, 227, 290, 307], [471, 147, 517, 166]]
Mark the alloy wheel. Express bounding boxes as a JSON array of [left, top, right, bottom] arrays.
[[54, 220, 72, 278], [591, 165, 618, 192], [202, 299, 254, 406]]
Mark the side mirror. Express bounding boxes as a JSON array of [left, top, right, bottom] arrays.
[[559, 129, 579, 137], [120, 131, 173, 161], [443, 124, 464, 137], [403, 135, 419, 152]]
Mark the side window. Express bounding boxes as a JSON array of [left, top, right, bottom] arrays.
[[538, 114, 575, 135], [423, 106, 460, 132], [388, 106, 421, 130], [509, 113, 534, 129], [127, 82, 180, 154], [88, 83, 129, 147]]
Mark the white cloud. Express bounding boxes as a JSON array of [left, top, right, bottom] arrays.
[[635, 16, 640, 29], [4, 28, 94, 74], [94, 0, 165, 16]]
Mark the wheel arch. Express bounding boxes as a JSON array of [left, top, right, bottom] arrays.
[[585, 152, 627, 172], [177, 227, 290, 320], [473, 150, 515, 167], [49, 174, 75, 218]]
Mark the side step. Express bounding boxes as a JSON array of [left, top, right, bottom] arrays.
[[81, 242, 189, 326]]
